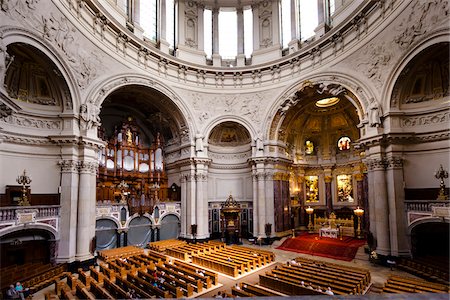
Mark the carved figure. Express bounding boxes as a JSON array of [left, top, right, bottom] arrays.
[[195, 133, 204, 152], [368, 98, 382, 127], [0, 33, 12, 89], [79, 103, 100, 130]]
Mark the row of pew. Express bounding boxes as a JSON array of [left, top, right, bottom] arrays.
[[148, 239, 188, 252], [48, 248, 221, 299], [397, 256, 449, 285], [160, 240, 275, 278], [382, 275, 449, 294], [258, 256, 371, 296], [98, 245, 144, 260]]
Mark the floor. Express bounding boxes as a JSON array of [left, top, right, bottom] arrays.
[[30, 238, 432, 299]]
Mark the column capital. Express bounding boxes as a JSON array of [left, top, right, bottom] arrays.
[[354, 173, 365, 181], [324, 176, 333, 183], [365, 158, 386, 171], [385, 156, 403, 169], [58, 160, 78, 173], [78, 161, 98, 174]]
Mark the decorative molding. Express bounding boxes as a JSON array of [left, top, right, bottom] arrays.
[[355, 42, 393, 88], [0, 114, 61, 129], [385, 156, 403, 169], [366, 158, 386, 171], [58, 159, 78, 173], [401, 111, 450, 127], [78, 160, 98, 174], [394, 0, 449, 50]]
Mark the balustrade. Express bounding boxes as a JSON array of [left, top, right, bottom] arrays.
[[0, 205, 60, 223]]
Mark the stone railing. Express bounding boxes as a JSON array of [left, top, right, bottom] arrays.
[[405, 200, 450, 213], [0, 205, 60, 222]]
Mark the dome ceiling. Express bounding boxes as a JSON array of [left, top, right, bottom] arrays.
[[209, 121, 251, 146], [100, 85, 185, 145]]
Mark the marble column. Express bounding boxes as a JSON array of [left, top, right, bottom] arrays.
[[257, 169, 266, 237], [236, 6, 245, 66], [370, 157, 391, 256], [133, 0, 141, 25], [288, 0, 300, 52], [252, 167, 259, 237], [195, 159, 209, 239], [385, 156, 410, 257], [324, 175, 333, 213], [187, 169, 196, 238], [56, 159, 79, 263], [159, 0, 171, 53], [212, 7, 220, 66], [180, 173, 187, 238], [264, 171, 275, 237], [76, 160, 97, 262]]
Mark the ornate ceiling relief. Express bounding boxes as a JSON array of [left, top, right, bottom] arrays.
[[1, 0, 102, 90], [355, 42, 393, 89], [394, 0, 449, 50], [1, 113, 61, 129], [189, 90, 275, 126]]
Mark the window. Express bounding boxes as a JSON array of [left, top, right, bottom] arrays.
[[204, 8, 212, 58], [337, 174, 354, 202], [281, 0, 291, 49], [299, 0, 318, 41], [305, 140, 314, 155], [244, 7, 253, 58], [166, 0, 175, 48], [305, 176, 319, 202], [141, 0, 158, 41], [219, 9, 237, 59], [337, 136, 351, 151]]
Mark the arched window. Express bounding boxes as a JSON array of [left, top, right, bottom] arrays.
[[337, 136, 351, 151], [305, 140, 314, 155]]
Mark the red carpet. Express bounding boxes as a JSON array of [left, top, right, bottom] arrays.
[[276, 233, 366, 261]]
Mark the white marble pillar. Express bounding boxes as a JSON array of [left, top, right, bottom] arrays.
[[252, 4, 260, 52], [197, 3, 204, 51], [76, 160, 97, 262], [195, 159, 209, 239], [212, 7, 220, 66], [264, 170, 275, 237], [56, 159, 79, 263], [236, 6, 245, 66], [314, 0, 328, 37], [252, 167, 259, 237], [180, 173, 187, 238], [385, 156, 410, 257], [187, 169, 196, 238], [370, 157, 391, 256], [257, 168, 266, 237], [159, 0, 171, 53], [288, 0, 300, 53]]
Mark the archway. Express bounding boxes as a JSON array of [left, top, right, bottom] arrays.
[[411, 222, 449, 259], [127, 216, 152, 247], [95, 218, 119, 251], [0, 229, 55, 267], [207, 121, 253, 239], [160, 214, 180, 240]]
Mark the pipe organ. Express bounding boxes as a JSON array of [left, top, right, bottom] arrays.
[[96, 117, 168, 215]]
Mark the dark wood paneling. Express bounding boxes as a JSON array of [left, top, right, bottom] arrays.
[[405, 188, 449, 200]]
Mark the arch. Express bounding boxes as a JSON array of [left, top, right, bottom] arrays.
[[203, 115, 258, 144], [95, 218, 119, 250], [0, 223, 58, 240], [127, 215, 153, 247], [95, 215, 121, 228], [382, 30, 450, 109], [407, 216, 449, 235], [159, 213, 180, 241], [264, 72, 374, 141], [1, 26, 80, 112], [86, 74, 195, 137]]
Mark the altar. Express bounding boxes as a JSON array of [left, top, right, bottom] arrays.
[[319, 227, 339, 239]]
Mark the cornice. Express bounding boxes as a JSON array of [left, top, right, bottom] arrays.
[[45, 0, 404, 89]]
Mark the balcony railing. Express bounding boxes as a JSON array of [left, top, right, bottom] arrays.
[[0, 205, 60, 222], [405, 200, 450, 213]]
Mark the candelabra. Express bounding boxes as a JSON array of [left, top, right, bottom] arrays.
[[305, 206, 314, 233], [354, 207, 364, 239], [435, 165, 449, 200], [16, 169, 31, 206], [117, 180, 129, 204]]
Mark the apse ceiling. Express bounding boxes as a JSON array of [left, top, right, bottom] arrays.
[[100, 85, 184, 144]]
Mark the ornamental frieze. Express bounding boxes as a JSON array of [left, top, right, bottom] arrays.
[[1, 114, 61, 129], [401, 111, 450, 127]]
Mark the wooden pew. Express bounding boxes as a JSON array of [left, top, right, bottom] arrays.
[[124, 273, 170, 298], [89, 279, 114, 300], [74, 279, 96, 300], [240, 282, 280, 296], [174, 260, 218, 285], [103, 276, 129, 299], [89, 266, 104, 284], [259, 274, 323, 296]]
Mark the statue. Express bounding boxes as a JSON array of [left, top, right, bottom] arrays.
[[0, 32, 13, 90], [79, 103, 101, 130], [126, 129, 132, 145], [195, 132, 204, 152], [368, 98, 382, 127]]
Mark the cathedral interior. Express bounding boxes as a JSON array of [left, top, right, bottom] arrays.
[[0, 0, 449, 299]]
